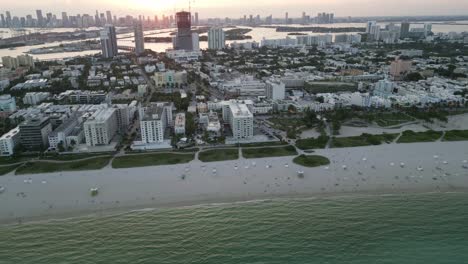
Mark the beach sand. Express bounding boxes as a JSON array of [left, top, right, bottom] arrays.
[[1, 141, 468, 224]]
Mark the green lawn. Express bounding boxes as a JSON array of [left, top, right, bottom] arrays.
[[42, 153, 113, 161], [296, 136, 329, 150], [242, 146, 298, 159], [397, 130, 444, 143], [331, 133, 398, 148], [240, 141, 287, 148], [15, 156, 112, 175], [293, 155, 330, 168], [199, 148, 239, 162], [268, 117, 307, 137], [0, 165, 20, 176], [0, 156, 34, 165], [112, 153, 194, 169], [374, 112, 415, 127], [443, 130, 468, 141]]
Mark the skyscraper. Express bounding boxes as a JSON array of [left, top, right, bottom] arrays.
[[400, 22, 410, 39], [0, 14, 5, 28], [194, 12, 199, 26], [6, 11, 12, 28], [192, 32, 200, 51], [285, 12, 288, 24], [62, 12, 69, 27], [100, 24, 118, 58], [36, 10, 44, 27], [95, 10, 101, 26], [106, 11, 113, 25], [174, 11, 193, 51], [424, 23, 432, 37], [134, 20, 145, 55], [208, 27, 225, 50], [366, 21, 377, 34]]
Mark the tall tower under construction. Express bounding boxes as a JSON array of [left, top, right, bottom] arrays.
[[174, 11, 193, 51]]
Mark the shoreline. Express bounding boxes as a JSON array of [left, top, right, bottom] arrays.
[[1, 141, 468, 225], [2, 188, 468, 227]]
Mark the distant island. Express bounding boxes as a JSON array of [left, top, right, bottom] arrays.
[[265, 26, 366, 33]]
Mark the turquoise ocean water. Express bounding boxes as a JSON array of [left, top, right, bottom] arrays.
[[1, 192, 468, 263]]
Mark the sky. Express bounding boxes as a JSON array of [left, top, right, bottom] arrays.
[[1, 0, 468, 18]]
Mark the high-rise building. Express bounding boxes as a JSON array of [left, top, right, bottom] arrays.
[[140, 106, 168, 144], [61, 12, 69, 27], [174, 11, 193, 51], [208, 27, 225, 50], [222, 101, 254, 140], [19, 116, 53, 150], [366, 21, 377, 34], [83, 108, 118, 146], [0, 14, 5, 28], [6, 11, 12, 28], [424, 23, 432, 37], [106, 11, 113, 25], [94, 10, 101, 26], [390, 58, 412, 80], [285, 12, 289, 24], [192, 32, 200, 51], [100, 24, 118, 58], [133, 20, 145, 55], [194, 12, 199, 26], [0, 127, 20, 156], [400, 22, 410, 39], [36, 10, 44, 27], [266, 80, 286, 100], [1, 56, 19, 69]]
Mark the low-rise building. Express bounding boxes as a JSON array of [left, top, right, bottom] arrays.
[[0, 94, 17, 114], [23, 92, 50, 105], [152, 70, 187, 88]]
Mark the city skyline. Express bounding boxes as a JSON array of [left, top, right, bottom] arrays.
[[2, 0, 468, 18]]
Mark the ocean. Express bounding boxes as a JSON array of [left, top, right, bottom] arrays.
[[1, 192, 467, 263]]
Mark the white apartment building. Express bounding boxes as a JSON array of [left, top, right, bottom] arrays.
[[0, 127, 20, 156], [83, 108, 118, 146], [222, 101, 254, 140], [166, 50, 202, 63], [208, 27, 226, 50], [296, 34, 333, 46], [266, 80, 286, 100], [140, 106, 167, 144], [174, 113, 186, 135], [261, 37, 300, 48]]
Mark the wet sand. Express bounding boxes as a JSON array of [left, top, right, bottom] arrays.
[[1, 141, 468, 224]]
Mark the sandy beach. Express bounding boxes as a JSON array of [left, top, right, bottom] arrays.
[[1, 141, 468, 224]]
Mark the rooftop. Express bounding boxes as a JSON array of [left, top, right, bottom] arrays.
[[142, 106, 164, 121], [85, 108, 116, 124], [228, 102, 253, 118]]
